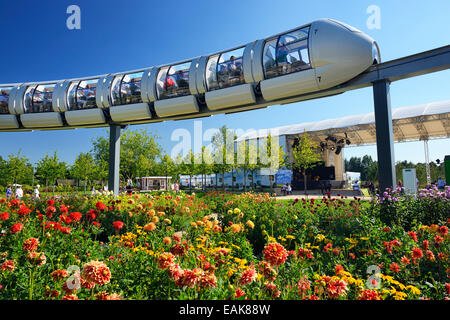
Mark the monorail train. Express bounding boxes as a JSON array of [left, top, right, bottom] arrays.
[[0, 18, 380, 131]]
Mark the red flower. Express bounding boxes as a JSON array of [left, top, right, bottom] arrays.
[[389, 262, 400, 273], [82, 260, 111, 286], [60, 227, 72, 234], [51, 269, 69, 281], [0, 212, 9, 221], [22, 238, 39, 252], [26, 252, 47, 266], [60, 205, 69, 214], [69, 212, 82, 222], [92, 221, 101, 228], [18, 205, 31, 217], [438, 226, 448, 236], [412, 248, 423, 260], [335, 264, 344, 275], [157, 252, 175, 270], [238, 265, 257, 286], [422, 240, 429, 250], [0, 260, 15, 272], [10, 223, 23, 234], [95, 202, 107, 212], [445, 283, 450, 295], [47, 199, 55, 206], [86, 209, 97, 220], [170, 243, 187, 256], [434, 235, 444, 245], [263, 242, 288, 266], [408, 231, 418, 242], [199, 271, 217, 289], [234, 288, 247, 299], [401, 256, 410, 265], [358, 289, 381, 300], [112, 221, 124, 231]]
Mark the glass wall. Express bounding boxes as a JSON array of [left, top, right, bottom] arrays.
[[111, 72, 143, 106], [206, 47, 245, 91], [157, 62, 191, 100], [67, 79, 98, 110], [0, 87, 12, 114], [263, 26, 310, 79], [23, 84, 55, 113]]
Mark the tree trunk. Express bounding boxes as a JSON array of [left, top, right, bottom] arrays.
[[222, 170, 225, 190], [244, 168, 247, 192], [304, 172, 308, 198]]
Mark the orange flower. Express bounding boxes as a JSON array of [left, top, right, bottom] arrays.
[[238, 265, 257, 286], [263, 242, 288, 266], [163, 237, 172, 245], [143, 222, 156, 231], [157, 252, 175, 270], [22, 238, 39, 252], [82, 260, 111, 286]]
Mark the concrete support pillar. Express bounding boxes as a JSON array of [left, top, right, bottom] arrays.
[[373, 80, 396, 192], [108, 125, 121, 195]]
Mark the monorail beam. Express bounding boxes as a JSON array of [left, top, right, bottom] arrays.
[[108, 125, 121, 195], [373, 80, 396, 192]]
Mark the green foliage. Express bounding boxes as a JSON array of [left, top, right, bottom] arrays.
[[35, 151, 67, 187]]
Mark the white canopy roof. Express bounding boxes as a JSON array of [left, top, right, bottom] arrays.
[[236, 100, 450, 146]]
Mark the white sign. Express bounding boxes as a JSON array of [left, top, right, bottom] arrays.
[[402, 168, 417, 194]]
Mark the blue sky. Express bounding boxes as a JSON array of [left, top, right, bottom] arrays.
[[0, 0, 449, 165]]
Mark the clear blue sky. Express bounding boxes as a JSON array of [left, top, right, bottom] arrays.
[[0, 0, 449, 166]]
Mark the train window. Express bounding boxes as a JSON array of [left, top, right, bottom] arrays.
[[206, 47, 245, 91], [0, 87, 12, 114], [121, 72, 143, 104], [263, 26, 311, 79], [24, 84, 55, 113], [111, 76, 123, 106], [205, 54, 219, 90], [68, 79, 98, 110], [157, 62, 191, 100]]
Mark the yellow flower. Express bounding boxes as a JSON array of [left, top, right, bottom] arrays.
[[405, 285, 421, 295], [393, 291, 407, 300], [359, 237, 370, 241], [233, 208, 241, 214], [286, 235, 295, 240]]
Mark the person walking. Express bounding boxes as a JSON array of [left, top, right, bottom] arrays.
[[15, 185, 23, 200], [6, 185, 12, 199], [33, 184, 40, 200], [174, 180, 180, 194]]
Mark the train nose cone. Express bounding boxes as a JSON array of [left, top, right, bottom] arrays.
[[372, 42, 381, 64], [310, 19, 377, 90]]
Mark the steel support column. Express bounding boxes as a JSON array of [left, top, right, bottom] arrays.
[[108, 125, 121, 195], [373, 80, 396, 192], [424, 139, 431, 185]]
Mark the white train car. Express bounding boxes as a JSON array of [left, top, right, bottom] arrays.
[[0, 19, 379, 130]]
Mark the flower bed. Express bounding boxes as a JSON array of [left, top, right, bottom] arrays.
[[0, 187, 449, 300]]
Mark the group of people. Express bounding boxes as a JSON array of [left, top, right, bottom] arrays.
[[281, 183, 292, 195], [5, 184, 41, 200]]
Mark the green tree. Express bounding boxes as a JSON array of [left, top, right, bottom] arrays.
[[259, 133, 285, 193], [35, 151, 68, 188], [71, 152, 98, 192], [91, 128, 162, 183], [211, 125, 235, 190], [289, 132, 322, 195], [0, 151, 34, 186], [157, 153, 177, 190]]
